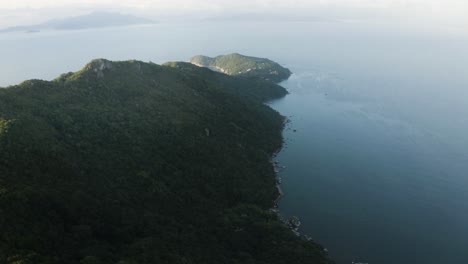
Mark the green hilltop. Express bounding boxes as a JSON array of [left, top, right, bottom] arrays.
[[0, 59, 331, 264], [190, 53, 292, 83]]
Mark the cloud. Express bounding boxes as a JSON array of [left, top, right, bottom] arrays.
[[0, 0, 464, 10]]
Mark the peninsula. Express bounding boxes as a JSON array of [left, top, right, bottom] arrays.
[[0, 57, 331, 264], [190, 53, 292, 83]]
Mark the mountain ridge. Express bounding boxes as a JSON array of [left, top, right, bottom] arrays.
[[0, 58, 332, 264], [0, 11, 156, 33]]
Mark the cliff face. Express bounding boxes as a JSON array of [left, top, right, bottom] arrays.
[[0, 59, 331, 264], [190, 53, 292, 83]]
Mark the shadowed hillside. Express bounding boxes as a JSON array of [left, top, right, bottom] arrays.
[[0, 59, 331, 264]]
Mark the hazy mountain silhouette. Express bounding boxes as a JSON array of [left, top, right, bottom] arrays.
[[0, 11, 156, 33]]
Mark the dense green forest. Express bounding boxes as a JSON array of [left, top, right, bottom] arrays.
[[0, 59, 331, 264], [189, 53, 292, 83]]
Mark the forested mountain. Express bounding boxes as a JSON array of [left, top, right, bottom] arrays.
[[190, 53, 292, 83], [0, 59, 331, 264]]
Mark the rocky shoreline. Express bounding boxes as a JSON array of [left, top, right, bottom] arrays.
[[190, 62, 229, 74], [195, 57, 331, 260], [270, 117, 316, 241], [269, 115, 333, 260]]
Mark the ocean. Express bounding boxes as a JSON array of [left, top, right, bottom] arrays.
[[1, 20, 468, 264]]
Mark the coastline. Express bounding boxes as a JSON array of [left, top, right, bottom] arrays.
[[271, 116, 289, 206], [0, 57, 334, 263], [269, 117, 300, 229], [268, 98, 331, 257], [190, 62, 228, 74], [189, 60, 332, 261]]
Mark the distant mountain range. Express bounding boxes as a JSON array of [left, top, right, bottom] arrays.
[[201, 13, 336, 23], [0, 11, 156, 33]]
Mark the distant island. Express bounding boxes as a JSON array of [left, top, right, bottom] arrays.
[[0, 56, 331, 264], [190, 53, 292, 83], [0, 11, 156, 33]]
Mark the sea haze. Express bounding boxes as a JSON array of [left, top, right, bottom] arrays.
[[1, 20, 468, 264], [0, 11, 156, 33]]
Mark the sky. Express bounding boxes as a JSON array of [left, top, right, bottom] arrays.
[[0, 0, 466, 30]]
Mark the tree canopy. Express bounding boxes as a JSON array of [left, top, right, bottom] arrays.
[[0, 59, 331, 264]]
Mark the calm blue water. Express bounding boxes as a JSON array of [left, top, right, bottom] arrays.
[[1, 21, 468, 264]]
